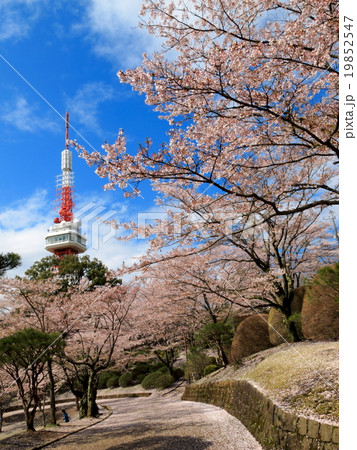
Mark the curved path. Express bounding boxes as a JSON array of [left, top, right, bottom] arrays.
[[47, 396, 262, 450]]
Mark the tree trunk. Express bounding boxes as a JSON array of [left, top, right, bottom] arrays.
[[47, 359, 57, 425], [24, 406, 36, 432], [79, 395, 88, 419], [87, 371, 99, 418], [286, 318, 301, 342], [217, 340, 229, 366]]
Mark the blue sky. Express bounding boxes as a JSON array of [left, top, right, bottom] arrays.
[[0, 0, 171, 276]]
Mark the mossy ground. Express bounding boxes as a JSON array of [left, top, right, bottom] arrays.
[[200, 341, 338, 424]]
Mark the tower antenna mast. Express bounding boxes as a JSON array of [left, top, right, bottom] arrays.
[[65, 111, 69, 149]]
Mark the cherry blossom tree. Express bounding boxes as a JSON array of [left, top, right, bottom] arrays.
[[53, 282, 140, 417], [78, 0, 338, 223], [74, 0, 338, 345], [129, 206, 337, 342], [0, 277, 140, 419], [0, 328, 63, 431], [0, 277, 67, 425]]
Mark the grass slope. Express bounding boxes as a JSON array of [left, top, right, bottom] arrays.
[[199, 341, 338, 424]]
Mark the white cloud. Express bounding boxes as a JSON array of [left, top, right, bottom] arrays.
[[0, 189, 50, 230], [1, 96, 59, 133], [0, 222, 50, 278], [78, 0, 161, 68], [66, 82, 114, 134], [0, 0, 46, 42], [0, 190, 150, 277]]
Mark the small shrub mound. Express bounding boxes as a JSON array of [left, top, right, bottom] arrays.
[[155, 373, 175, 390], [98, 372, 112, 389], [230, 314, 272, 362], [136, 373, 146, 384], [172, 367, 184, 380], [141, 371, 161, 390], [141, 371, 175, 390], [106, 374, 119, 389], [118, 372, 133, 388], [203, 364, 220, 377], [302, 263, 339, 340], [131, 362, 150, 381]]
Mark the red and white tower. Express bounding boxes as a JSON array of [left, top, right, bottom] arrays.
[[45, 112, 87, 257]]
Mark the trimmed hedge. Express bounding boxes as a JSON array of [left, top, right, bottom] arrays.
[[106, 375, 119, 389], [302, 264, 339, 340], [230, 314, 273, 362], [155, 373, 175, 390], [141, 370, 175, 390], [204, 364, 220, 377], [141, 371, 162, 390], [118, 372, 133, 388], [98, 372, 112, 389]]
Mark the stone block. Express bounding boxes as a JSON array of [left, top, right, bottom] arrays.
[[307, 419, 320, 439], [274, 407, 297, 432], [319, 423, 333, 442], [332, 427, 339, 444], [297, 417, 308, 436], [323, 443, 339, 450]]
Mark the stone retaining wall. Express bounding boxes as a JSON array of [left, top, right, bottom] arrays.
[[182, 380, 338, 449]]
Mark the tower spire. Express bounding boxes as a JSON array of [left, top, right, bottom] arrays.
[[65, 111, 69, 149]]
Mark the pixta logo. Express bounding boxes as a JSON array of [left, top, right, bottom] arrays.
[[75, 202, 117, 250]]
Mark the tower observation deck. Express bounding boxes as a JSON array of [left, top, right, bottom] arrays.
[[45, 112, 87, 257]]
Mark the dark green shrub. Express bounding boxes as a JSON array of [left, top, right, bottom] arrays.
[[106, 375, 119, 389], [172, 367, 184, 380], [203, 364, 220, 377], [149, 362, 167, 373], [136, 373, 146, 384], [155, 373, 175, 390], [98, 372, 111, 389], [131, 362, 150, 379], [141, 371, 162, 390], [158, 366, 169, 374], [118, 372, 133, 388]]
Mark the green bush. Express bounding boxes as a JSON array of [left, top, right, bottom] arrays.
[[131, 362, 150, 379], [203, 364, 220, 377], [136, 373, 146, 384], [98, 372, 112, 389], [141, 371, 161, 390], [172, 367, 184, 380], [106, 375, 119, 389], [155, 373, 175, 390], [118, 372, 133, 388], [141, 371, 175, 390], [148, 362, 165, 373]]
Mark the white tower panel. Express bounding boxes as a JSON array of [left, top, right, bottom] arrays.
[[61, 149, 72, 171]]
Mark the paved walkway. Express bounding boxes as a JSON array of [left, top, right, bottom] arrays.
[[47, 396, 262, 450]]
